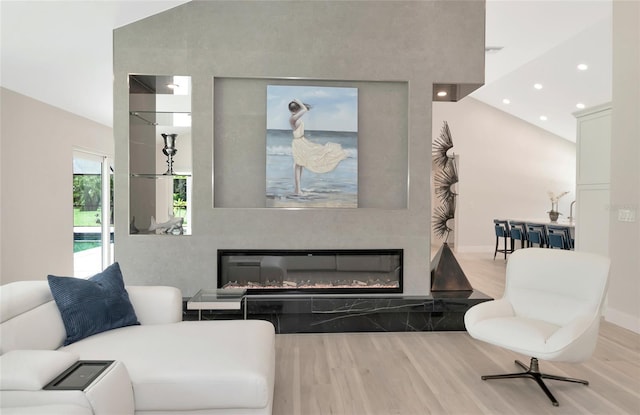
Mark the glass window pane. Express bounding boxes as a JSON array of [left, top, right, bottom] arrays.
[[73, 153, 111, 277]]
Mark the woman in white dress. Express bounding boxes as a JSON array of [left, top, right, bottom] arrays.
[[288, 98, 347, 195]]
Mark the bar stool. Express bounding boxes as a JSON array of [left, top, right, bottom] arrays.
[[547, 225, 573, 250], [494, 219, 514, 260], [509, 221, 528, 249], [547, 231, 566, 249], [526, 223, 548, 248]]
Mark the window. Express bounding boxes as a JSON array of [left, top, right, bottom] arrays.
[[73, 151, 113, 277]]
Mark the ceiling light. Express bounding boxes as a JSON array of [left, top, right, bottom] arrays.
[[485, 46, 504, 54], [539, 115, 548, 121], [577, 63, 589, 71], [534, 83, 543, 90], [167, 83, 179, 89], [576, 103, 586, 109], [502, 98, 511, 104], [432, 83, 457, 102]]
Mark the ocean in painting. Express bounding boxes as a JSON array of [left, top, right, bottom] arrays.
[[266, 129, 358, 208]]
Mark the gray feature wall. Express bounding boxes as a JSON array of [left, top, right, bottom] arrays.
[[113, 1, 485, 297]]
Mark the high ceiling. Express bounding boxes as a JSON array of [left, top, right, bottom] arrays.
[[474, 0, 611, 142], [0, 0, 612, 142]]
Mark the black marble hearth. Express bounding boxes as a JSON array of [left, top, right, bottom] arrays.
[[183, 290, 492, 333]]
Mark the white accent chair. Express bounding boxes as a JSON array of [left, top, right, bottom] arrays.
[[464, 248, 610, 406]]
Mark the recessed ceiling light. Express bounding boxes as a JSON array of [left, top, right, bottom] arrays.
[[534, 83, 543, 90], [577, 63, 589, 71], [502, 98, 511, 104], [540, 115, 548, 121], [485, 46, 504, 54], [437, 91, 448, 97], [576, 103, 586, 109]]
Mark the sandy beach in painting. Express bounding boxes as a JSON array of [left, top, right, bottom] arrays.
[[266, 191, 357, 208], [266, 129, 358, 208]]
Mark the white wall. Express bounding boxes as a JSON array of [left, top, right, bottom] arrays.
[[432, 97, 576, 252], [606, 0, 640, 333], [0, 88, 113, 284]]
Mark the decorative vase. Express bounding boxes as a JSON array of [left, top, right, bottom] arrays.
[[547, 201, 560, 222], [161, 133, 178, 175]]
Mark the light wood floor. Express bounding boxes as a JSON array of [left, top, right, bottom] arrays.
[[272, 251, 640, 415]]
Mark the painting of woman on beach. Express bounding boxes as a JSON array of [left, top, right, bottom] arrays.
[[266, 85, 358, 208]]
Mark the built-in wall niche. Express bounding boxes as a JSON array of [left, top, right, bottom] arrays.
[[129, 74, 192, 235], [213, 77, 409, 209]]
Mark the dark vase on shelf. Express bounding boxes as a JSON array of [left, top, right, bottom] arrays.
[[161, 133, 178, 175]]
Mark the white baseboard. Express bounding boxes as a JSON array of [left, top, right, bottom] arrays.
[[605, 308, 640, 334]]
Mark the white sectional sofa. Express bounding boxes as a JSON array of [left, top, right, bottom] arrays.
[[0, 280, 276, 415]]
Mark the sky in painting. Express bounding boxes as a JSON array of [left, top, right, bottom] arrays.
[[266, 85, 358, 132]]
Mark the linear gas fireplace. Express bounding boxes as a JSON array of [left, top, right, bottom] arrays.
[[218, 249, 402, 294]]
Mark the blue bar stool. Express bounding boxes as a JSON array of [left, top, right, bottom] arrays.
[[494, 219, 514, 260], [547, 232, 566, 249], [547, 225, 573, 250], [526, 223, 548, 248], [509, 221, 528, 249]]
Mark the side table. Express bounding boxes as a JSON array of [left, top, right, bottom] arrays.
[[187, 288, 247, 320]]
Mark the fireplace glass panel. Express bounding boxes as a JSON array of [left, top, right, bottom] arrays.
[[218, 249, 402, 294]]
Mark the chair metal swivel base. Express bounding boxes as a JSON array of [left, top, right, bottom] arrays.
[[481, 357, 589, 406]]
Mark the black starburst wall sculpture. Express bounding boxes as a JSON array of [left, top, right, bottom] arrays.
[[432, 121, 459, 242], [433, 159, 458, 208], [432, 201, 456, 240], [432, 120, 454, 170], [430, 121, 472, 292]]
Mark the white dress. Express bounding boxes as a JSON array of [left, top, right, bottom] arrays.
[[291, 121, 347, 174]]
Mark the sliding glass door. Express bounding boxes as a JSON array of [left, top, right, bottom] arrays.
[[73, 151, 113, 277]]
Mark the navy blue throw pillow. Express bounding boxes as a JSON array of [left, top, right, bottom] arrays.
[[48, 262, 139, 346]]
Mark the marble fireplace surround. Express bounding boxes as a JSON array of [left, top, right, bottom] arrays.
[[206, 248, 492, 333], [185, 291, 492, 333]]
